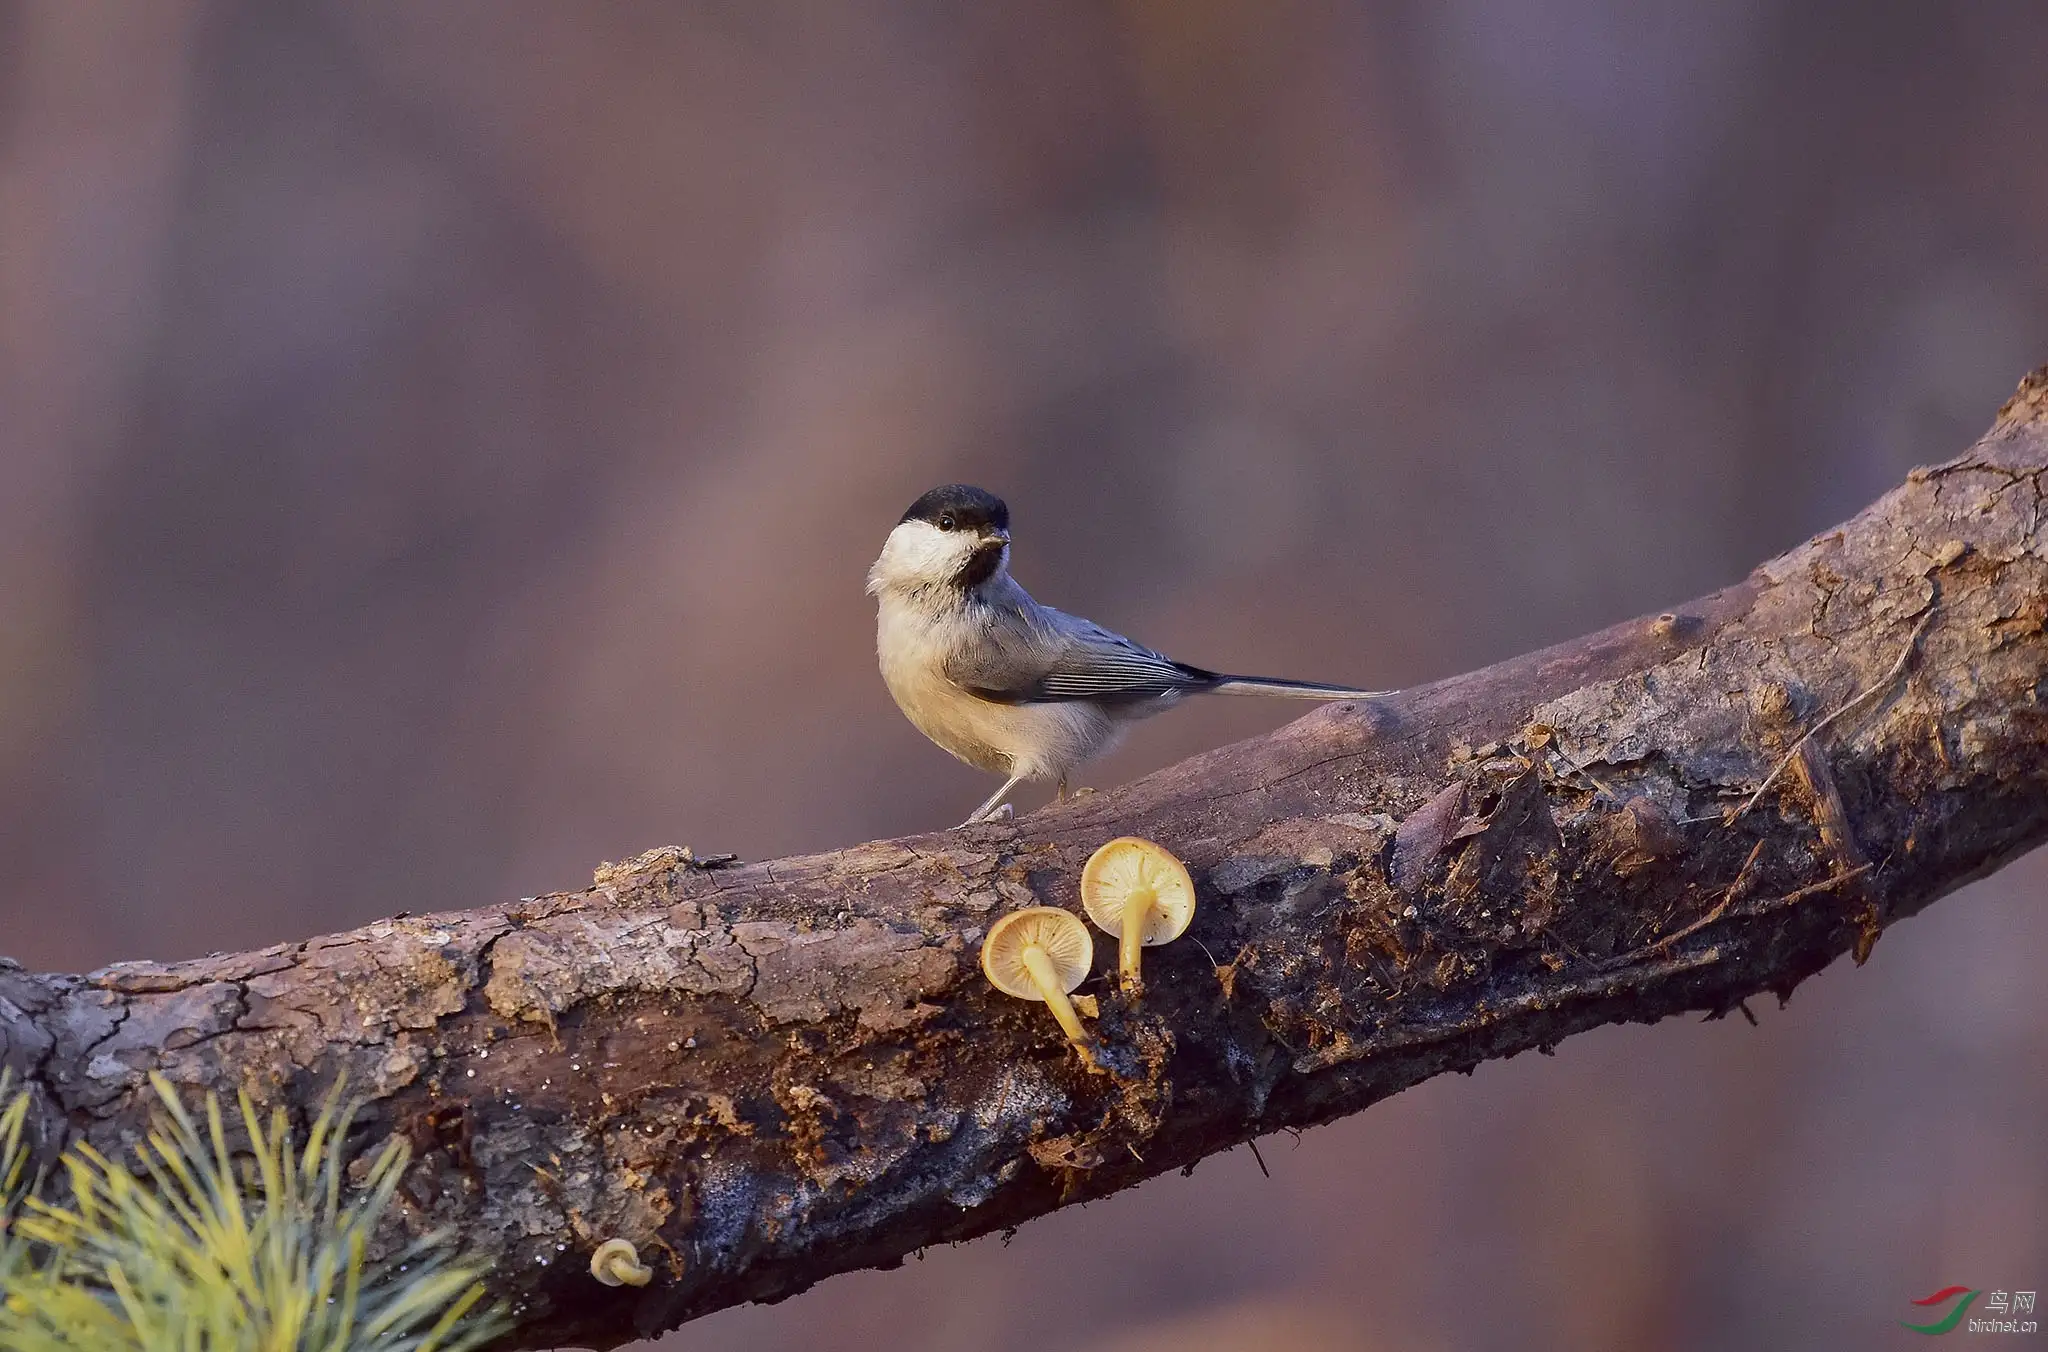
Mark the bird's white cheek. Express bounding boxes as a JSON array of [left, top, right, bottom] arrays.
[[873, 523, 974, 590]]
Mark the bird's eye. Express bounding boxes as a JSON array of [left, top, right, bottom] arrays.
[[938, 514, 957, 531]]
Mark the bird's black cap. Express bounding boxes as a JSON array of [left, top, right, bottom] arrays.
[[900, 484, 1009, 533]]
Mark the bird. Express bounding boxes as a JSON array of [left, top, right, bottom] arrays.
[[868, 484, 1389, 825]]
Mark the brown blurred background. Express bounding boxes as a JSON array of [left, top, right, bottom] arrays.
[[3, 2, 2045, 1349]]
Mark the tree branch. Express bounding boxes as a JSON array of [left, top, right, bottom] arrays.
[[5, 369, 2048, 1349]]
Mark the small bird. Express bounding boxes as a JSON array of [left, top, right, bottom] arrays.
[[869, 484, 1388, 825]]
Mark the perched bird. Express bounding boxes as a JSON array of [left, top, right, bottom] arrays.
[[868, 484, 1388, 824]]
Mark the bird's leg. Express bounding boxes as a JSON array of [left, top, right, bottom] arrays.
[[1055, 776, 1095, 804], [1055, 776, 1068, 803], [962, 774, 1026, 826]]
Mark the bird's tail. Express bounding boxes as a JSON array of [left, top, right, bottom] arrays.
[[1206, 675, 1389, 700]]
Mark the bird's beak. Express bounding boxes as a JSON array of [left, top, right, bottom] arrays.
[[954, 529, 1011, 587]]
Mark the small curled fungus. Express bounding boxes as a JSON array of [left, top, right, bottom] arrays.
[[590, 1237, 653, 1287]]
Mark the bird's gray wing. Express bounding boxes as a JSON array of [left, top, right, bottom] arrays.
[[953, 609, 1218, 705]]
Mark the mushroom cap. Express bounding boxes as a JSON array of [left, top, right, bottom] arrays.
[[980, 907, 1094, 999], [1079, 836, 1197, 945]]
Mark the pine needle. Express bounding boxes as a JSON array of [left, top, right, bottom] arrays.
[[0, 1071, 508, 1352]]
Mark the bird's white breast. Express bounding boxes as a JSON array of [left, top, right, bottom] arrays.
[[874, 593, 1117, 781]]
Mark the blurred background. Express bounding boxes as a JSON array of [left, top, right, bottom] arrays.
[[2, 2, 2045, 1348]]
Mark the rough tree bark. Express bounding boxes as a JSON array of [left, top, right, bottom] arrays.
[[5, 371, 2048, 1349]]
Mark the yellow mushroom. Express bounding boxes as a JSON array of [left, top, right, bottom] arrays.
[[1080, 836, 1196, 991], [590, 1237, 652, 1287], [980, 907, 1101, 1070]]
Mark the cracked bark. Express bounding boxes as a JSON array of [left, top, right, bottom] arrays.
[[5, 370, 2048, 1349]]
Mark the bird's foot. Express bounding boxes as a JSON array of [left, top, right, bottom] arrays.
[[1056, 785, 1096, 804], [958, 803, 1015, 827]]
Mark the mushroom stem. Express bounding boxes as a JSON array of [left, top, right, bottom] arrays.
[[1021, 943, 1100, 1069], [1118, 887, 1156, 987]]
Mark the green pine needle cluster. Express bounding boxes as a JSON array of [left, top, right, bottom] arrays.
[[0, 1071, 507, 1352]]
